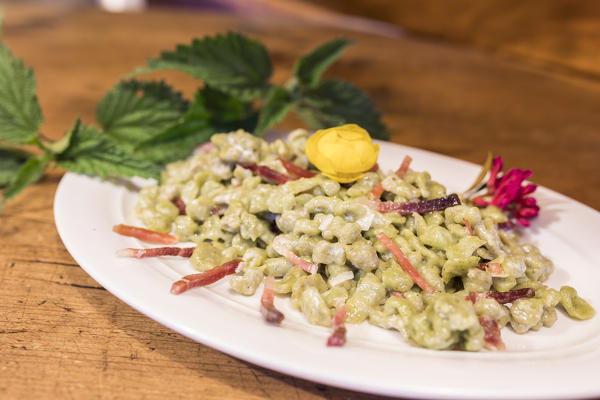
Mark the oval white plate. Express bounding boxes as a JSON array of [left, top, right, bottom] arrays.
[[54, 141, 600, 399]]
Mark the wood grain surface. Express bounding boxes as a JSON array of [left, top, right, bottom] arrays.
[[1, 4, 599, 400], [311, 0, 600, 79]]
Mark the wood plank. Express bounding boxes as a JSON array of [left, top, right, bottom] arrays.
[[309, 0, 600, 79], [1, 4, 599, 400]]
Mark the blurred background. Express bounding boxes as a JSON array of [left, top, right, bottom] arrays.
[[5, 0, 599, 78]]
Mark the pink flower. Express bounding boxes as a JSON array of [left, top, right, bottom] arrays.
[[471, 157, 539, 227]]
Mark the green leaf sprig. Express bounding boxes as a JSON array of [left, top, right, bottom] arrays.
[[0, 31, 387, 211]]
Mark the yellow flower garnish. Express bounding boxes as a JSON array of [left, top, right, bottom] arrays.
[[306, 124, 379, 183]]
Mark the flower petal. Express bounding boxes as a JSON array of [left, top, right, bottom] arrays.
[[487, 156, 504, 191], [305, 124, 379, 183], [521, 183, 537, 195]]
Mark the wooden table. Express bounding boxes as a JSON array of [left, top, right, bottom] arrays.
[[2, 4, 599, 399]]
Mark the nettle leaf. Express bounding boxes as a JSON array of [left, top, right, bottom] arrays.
[[96, 79, 188, 146], [57, 123, 161, 180], [0, 43, 42, 144], [135, 119, 214, 165], [135, 32, 272, 101], [0, 144, 32, 186], [39, 117, 80, 154], [135, 86, 261, 164], [135, 98, 214, 165], [254, 86, 294, 136], [294, 38, 353, 88], [0, 153, 50, 210], [198, 86, 253, 126], [298, 79, 388, 140], [196, 86, 257, 132]]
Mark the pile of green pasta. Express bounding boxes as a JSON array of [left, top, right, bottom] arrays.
[[134, 130, 594, 351]]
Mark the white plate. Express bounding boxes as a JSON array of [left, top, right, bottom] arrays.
[[54, 141, 600, 399]]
